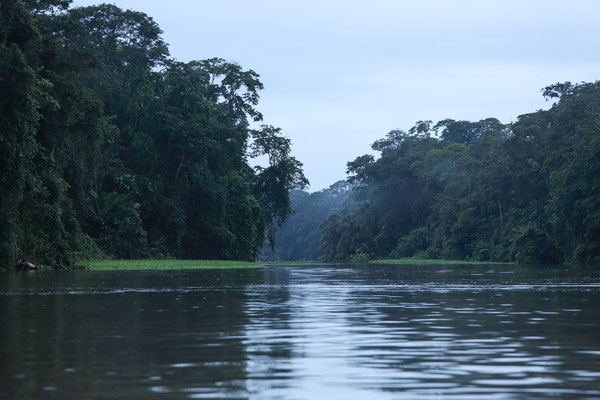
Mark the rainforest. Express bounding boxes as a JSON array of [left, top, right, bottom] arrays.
[[275, 83, 600, 265], [2, 0, 600, 268], [3, 2, 600, 399], [0, 0, 308, 268]]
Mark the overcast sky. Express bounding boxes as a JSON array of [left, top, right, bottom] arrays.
[[72, 0, 600, 191]]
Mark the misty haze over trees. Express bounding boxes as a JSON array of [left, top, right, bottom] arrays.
[[266, 181, 356, 261], [275, 82, 600, 265]]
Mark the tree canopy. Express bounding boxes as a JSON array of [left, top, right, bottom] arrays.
[[0, 0, 307, 268], [318, 82, 600, 264]]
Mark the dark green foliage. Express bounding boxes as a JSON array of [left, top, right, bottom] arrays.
[[510, 225, 562, 265], [390, 227, 430, 259], [83, 190, 147, 259], [0, 2, 307, 267], [1, 0, 88, 268], [321, 84, 600, 264]]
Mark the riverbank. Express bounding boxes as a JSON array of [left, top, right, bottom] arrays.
[[370, 258, 513, 265], [76, 259, 263, 270], [74, 258, 513, 271]]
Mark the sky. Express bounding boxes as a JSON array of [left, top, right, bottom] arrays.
[[71, 0, 600, 191]]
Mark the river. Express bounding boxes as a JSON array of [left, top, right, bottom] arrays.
[[1, 263, 599, 399]]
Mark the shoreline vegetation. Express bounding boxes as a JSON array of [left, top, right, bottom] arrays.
[[10, 258, 593, 271], [370, 259, 513, 265], [76, 259, 263, 271], [69, 258, 514, 271], [0, 2, 308, 270], [302, 86, 600, 266]]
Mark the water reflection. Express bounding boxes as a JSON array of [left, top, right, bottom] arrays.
[[1, 264, 599, 399]]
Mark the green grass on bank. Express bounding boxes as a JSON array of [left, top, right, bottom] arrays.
[[76, 259, 264, 271], [74, 258, 513, 271], [370, 258, 513, 265]]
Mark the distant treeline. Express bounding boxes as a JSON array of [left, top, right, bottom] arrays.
[[266, 181, 355, 261], [276, 82, 600, 264], [0, 1, 307, 268]]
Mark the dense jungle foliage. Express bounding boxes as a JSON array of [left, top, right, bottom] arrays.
[[317, 82, 600, 264], [0, 0, 307, 268]]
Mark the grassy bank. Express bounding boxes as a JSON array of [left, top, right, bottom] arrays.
[[74, 258, 513, 270], [76, 259, 264, 271], [370, 258, 512, 265]]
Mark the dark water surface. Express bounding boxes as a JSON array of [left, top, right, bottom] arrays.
[[1, 264, 600, 399]]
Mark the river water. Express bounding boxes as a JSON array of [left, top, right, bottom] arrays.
[[1, 264, 600, 399]]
